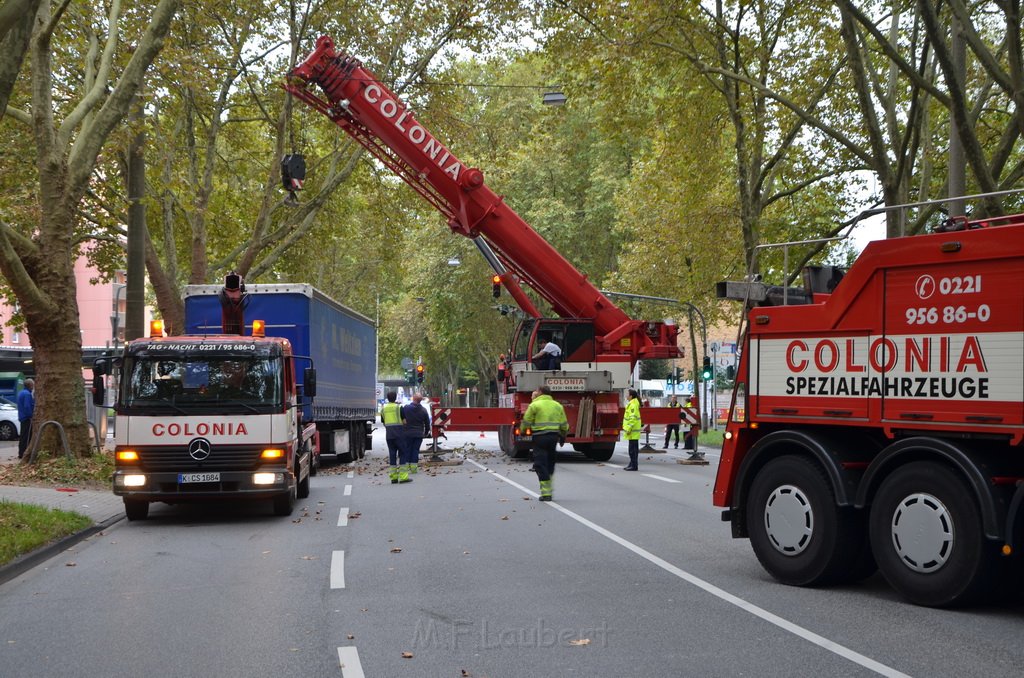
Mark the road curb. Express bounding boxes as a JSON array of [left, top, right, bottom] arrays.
[[0, 512, 124, 587]]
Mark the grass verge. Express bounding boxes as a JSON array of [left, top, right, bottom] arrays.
[[698, 429, 725, 446], [0, 501, 92, 566]]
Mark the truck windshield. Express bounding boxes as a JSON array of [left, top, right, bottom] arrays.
[[122, 356, 283, 410]]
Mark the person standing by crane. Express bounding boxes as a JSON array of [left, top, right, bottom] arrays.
[[622, 388, 642, 470]]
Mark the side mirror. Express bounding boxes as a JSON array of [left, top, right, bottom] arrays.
[[303, 367, 317, 398], [91, 373, 106, 406]]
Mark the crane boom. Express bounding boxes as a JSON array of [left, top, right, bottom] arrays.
[[285, 36, 678, 360]]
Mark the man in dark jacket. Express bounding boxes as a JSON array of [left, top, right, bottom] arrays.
[[399, 393, 430, 483], [17, 378, 34, 459]]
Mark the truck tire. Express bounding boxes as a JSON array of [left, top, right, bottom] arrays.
[[124, 499, 149, 521], [746, 455, 867, 586], [297, 458, 311, 500], [273, 486, 296, 516], [582, 443, 615, 462], [869, 461, 995, 607], [498, 426, 513, 454]]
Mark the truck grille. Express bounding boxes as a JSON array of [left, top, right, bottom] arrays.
[[138, 446, 263, 472]]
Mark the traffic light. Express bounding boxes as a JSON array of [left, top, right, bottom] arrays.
[[405, 368, 414, 385], [491, 274, 501, 298], [701, 356, 713, 381], [416, 363, 425, 384], [667, 372, 675, 388]]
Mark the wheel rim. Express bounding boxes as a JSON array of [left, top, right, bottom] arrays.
[[763, 484, 814, 556], [890, 492, 954, 573]]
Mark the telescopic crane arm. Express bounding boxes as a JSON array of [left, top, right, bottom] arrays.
[[285, 36, 678, 360]]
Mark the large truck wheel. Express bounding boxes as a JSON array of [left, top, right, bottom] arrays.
[[273, 486, 296, 516], [498, 426, 513, 454], [297, 463, 311, 500], [124, 499, 149, 521], [746, 455, 867, 586], [869, 461, 995, 607], [583, 443, 615, 462]]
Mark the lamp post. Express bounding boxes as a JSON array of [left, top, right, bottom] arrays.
[[110, 282, 127, 350]]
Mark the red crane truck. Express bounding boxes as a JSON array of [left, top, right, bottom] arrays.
[[284, 36, 687, 461], [715, 211, 1024, 607]]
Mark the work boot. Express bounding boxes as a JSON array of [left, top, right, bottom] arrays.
[[389, 466, 399, 484], [539, 479, 552, 501], [410, 463, 418, 474], [398, 464, 412, 483]]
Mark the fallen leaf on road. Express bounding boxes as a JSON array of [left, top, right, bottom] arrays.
[[347, 634, 355, 640], [522, 496, 530, 500], [462, 671, 471, 677], [301, 555, 317, 560], [568, 639, 591, 646], [499, 498, 509, 502], [500, 515, 509, 520], [463, 551, 470, 555], [65, 562, 76, 567], [401, 651, 414, 659], [348, 512, 362, 519], [390, 547, 403, 553]]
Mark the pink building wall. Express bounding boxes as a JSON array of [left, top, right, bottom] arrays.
[[0, 254, 148, 350]]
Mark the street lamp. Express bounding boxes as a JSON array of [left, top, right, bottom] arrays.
[[110, 282, 127, 350], [542, 89, 567, 106]]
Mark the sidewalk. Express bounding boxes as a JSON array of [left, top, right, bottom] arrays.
[[0, 441, 124, 585]]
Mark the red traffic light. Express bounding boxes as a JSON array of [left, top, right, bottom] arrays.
[[416, 363, 425, 383], [491, 274, 501, 298]]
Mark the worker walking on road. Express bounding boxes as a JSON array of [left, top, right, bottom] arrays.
[[662, 394, 682, 449], [522, 385, 568, 501], [622, 388, 642, 471], [399, 393, 430, 482], [379, 391, 403, 484]]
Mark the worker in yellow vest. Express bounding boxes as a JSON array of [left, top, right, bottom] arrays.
[[522, 385, 569, 501], [379, 391, 404, 483], [622, 388, 642, 470]]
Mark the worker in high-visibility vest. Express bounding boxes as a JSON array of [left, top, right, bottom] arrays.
[[622, 388, 642, 470], [522, 385, 568, 501], [663, 395, 682, 449], [379, 391, 404, 483]]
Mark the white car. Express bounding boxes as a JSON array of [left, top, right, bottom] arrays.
[[0, 396, 20, 441]]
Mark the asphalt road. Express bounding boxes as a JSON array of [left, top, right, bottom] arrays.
[[1, 430, 1022, 677]]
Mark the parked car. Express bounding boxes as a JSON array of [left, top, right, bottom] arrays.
[[0, 397, 20, 441]]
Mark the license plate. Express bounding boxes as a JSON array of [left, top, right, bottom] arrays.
[[179, 472, 220, 484]]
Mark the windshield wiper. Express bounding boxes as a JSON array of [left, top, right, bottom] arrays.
[[130, 398, 188, 414], [216, 399, 262, 414]]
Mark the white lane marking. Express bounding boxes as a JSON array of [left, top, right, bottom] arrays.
[[337, 508, 349, 527], [330, 550, 346, 589], [337, 646, 365, 678], [641, 473, 682, 483], [344, 484, 353, 496], [347, 471, 354, 479], [466, 458, 910, 678]]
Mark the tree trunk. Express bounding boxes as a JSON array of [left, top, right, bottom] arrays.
[[23, 205, 91, 458]]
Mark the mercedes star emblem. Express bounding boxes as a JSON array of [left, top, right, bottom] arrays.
[[188, 438, 212, 461]]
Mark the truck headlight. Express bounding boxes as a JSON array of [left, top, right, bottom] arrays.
[[120, 474, 146, 487], [253, 472, 281, 485]]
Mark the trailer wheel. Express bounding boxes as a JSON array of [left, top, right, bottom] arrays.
[[746, 455, 867, 586], [124, 499, 149, 521], [273, 486, 296, 516], [869, 461, 995, 607]]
